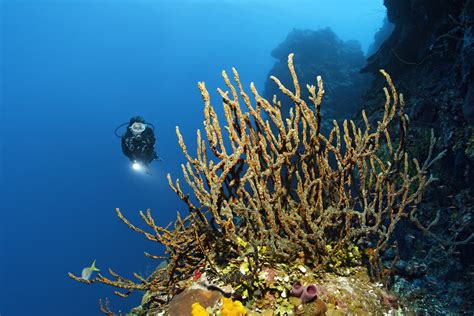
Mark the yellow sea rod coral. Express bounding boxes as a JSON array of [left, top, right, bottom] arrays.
[[192, 302, 210, 316], [68, 53, 446, 311], [221, 297, 247, 316]]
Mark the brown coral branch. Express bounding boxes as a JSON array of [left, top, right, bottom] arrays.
[[71, 53, 446, 305]]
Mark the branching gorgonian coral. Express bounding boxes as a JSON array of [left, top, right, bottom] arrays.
[[69, 53, 445, 299]]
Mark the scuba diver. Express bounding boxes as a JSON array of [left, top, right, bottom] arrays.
[[115, 116, 161, 174]]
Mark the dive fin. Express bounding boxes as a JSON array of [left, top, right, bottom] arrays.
[[145, 165, 152, 175]]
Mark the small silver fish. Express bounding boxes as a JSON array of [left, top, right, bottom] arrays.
[[81, 259, 100, 280]]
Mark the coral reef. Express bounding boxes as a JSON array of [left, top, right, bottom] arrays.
[[363, 0, 474, 186], [70, 54, 445, 314], [362, 1, 474, 312]]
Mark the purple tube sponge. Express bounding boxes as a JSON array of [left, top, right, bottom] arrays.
[[301, 284, 318, 303], [291, 281, 303, 297]]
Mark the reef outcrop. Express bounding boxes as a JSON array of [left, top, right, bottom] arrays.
[[70, 54, 446, 315]]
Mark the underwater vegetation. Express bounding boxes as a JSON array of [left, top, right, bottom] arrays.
[[69, 54, 447, 314]]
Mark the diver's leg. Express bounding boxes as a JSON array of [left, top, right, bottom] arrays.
[[145, 164, 152, 175], [154, 152, 163, 161]]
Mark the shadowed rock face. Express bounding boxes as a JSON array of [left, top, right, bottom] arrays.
[[367, 17, 395, 57], [361, 1, 474, 314], [362, 0, 474, 184], [463, 8, 474, 123], [364, 0, 474, 124], [263, 28, 370, 130]]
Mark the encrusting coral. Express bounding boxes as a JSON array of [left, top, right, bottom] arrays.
[[69, 53, 445, 313]]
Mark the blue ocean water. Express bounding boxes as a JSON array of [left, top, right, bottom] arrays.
[[1, 1, 385, 315]]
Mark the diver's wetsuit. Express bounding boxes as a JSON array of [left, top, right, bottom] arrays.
[[121, 122, 157, 164]]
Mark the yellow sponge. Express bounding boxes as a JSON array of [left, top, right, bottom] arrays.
[[191, 302, 210, 316], [221, 297, 247, 316]]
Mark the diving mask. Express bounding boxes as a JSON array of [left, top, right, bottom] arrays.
[[130, 122, 146, 134]]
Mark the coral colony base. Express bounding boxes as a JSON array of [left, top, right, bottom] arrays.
[[69, 54, 446, 315]]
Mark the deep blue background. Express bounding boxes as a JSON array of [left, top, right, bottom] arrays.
[[0, 1, 384, 314]]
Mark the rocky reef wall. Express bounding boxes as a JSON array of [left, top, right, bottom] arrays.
[[362, 0, 474, 313], [363, 0, 474, 170]]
